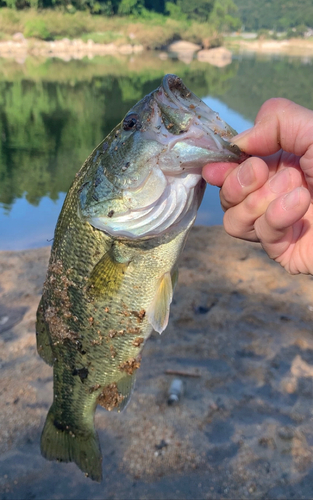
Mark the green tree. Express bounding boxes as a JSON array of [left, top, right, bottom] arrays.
[[233, 0, 313, 31], [117, 0, 144, 15], [209, 0, 240, 31]]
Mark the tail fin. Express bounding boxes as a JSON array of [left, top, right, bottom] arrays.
[[40, 405, 102, 482]]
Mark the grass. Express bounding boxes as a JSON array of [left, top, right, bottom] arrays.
[[0, 8, 219, 48]]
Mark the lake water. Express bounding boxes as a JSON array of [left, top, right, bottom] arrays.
[[1, 51, 313, 250]]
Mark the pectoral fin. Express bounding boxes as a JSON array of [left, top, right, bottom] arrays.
[[146, 271, 173, 334], [87, 249, 128, 298]]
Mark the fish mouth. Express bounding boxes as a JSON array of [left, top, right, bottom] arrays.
[[151, 74, 247, 172]]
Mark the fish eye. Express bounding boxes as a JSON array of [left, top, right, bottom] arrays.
[[123, 113, 140, 131]]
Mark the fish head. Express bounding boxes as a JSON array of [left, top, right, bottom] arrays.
[[79, 74, 246, 239]]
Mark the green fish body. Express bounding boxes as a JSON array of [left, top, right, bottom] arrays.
[[36, 75, 245, 481]]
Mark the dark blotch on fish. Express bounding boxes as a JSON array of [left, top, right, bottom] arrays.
[[77, 181, 90, 195], [53, 419, 67, 432], [72, 367, 89, 382], [94, 176, 102, 187], [75, 340, 86, 355]]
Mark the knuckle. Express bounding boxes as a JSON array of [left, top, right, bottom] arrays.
[[258, 97, 292, 117], [223, 210, 245, 238], [243, 193, 259, 213]]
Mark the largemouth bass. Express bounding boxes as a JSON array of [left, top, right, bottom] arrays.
[[36, 74, 245, 481]]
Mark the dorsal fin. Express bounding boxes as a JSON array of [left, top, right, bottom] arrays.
[[146, 271, 173, 334]]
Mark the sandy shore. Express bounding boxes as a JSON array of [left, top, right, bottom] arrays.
[[227, 38, 313, 57], [1, 225, 313, 499]]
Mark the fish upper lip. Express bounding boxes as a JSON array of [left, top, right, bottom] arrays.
[[161, 74, 194, 111]]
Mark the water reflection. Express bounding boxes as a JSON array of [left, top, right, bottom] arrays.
[[0, 52, 312, 250]]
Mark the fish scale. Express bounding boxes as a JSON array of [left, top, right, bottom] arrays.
[[36, 74, 245, 481]]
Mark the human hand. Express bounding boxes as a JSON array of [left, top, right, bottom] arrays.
[[202, 98, 313, 275]]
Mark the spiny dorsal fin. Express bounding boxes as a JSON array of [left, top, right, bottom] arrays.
[[146, 271, 173, 334], [87, 249, 128, 298]]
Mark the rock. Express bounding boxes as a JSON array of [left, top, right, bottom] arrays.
[[168, 40, 201, 53], [132, 45, 144, 53], [197, 47, 232, 67], [278, 426, 295, 441], [117, 44, 143, 54], [12, 32, 25, 42], [159, 52, 168, 60], [167, 40, 201, 65], [177, 52, 194, 64]]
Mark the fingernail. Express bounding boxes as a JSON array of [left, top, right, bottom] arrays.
[[237, 160, 255, 187], [232, 128, 252, 147], [281, 188, 300, 211], [269, 169, 291, 194]]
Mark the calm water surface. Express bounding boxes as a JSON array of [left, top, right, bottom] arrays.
[[0, 52, 312, 250]]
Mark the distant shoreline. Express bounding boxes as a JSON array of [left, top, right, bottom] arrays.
[[0, 36, 312, 62], [226, 37, 313, 57]]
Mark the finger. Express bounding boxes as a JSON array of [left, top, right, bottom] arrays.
[[220, 157, 269, 211], [254, 187, 311, 272], [233, 98, 313, 157], [223, 166, 304, 241], [232, 99, 313, 193], [202, 162, 238, 187]]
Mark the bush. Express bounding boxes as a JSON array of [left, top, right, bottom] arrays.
[[286, 24, 307, 38], [257, 28, 270, 40], [24, 19, 51, 39]]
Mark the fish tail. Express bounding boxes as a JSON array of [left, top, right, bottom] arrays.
[[40, 404, 102, 482]]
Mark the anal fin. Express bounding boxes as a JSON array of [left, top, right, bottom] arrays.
[[117, 374, 137, 411], [96, 375, 136, 413]]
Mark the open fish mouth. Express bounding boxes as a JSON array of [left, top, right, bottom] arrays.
[[150, 74, 246, 173], [81, 74, 247, 240]]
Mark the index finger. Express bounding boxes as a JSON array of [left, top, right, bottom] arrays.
[[233, 98, 313, 169]]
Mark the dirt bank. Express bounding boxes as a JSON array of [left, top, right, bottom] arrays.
[[1, 226, 313, 499]]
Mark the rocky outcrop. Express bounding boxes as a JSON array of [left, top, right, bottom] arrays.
[[167, 40, 202, 64], [0, 36, 144, 61], [197, 47, 232, 67]]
